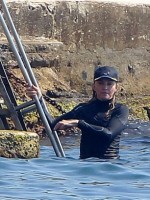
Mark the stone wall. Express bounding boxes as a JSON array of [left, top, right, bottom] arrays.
[[0, 1, 150, 95]]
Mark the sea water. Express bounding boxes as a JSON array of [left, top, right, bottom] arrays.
[[0, 120, 150, 200]]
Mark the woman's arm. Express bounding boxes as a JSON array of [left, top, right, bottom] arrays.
[[26, 85, 84, 131], [77, 104, 129, 140], [53, 119, 79, 130], [52, 103, 86, 130]]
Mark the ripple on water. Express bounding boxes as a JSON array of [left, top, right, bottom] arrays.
[[0, 120, 150, 199]]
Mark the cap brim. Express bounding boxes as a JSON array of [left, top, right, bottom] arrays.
[[94, 76, 118, 82]]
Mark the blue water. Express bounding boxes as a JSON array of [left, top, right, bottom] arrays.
[[0, 120, 150, 200]]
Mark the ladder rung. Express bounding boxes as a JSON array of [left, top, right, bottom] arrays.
[[15, 99, 36, 111]]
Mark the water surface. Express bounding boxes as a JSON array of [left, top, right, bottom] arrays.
[[0, 120, 150, 200]]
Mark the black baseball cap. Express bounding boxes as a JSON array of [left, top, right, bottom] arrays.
[[94, 66, 119, 82]]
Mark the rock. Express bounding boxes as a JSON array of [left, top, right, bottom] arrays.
[[143, 107, 150, 121], [0, 0, 150, 97], [0, 130, 40, 159], [46, 89, 74, 98]]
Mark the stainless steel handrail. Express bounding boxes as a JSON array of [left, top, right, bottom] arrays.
[[0, 0, 65, 157]]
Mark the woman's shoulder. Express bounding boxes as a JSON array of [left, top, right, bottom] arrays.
[[115, 102, 128, 109], [73, 102, 89, 111], [71, 99, 96, 113], [114, 102, 129, 113], [112, 102, 129, 124]]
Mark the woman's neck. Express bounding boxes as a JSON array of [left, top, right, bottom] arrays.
[[96, 98, 113, 102]]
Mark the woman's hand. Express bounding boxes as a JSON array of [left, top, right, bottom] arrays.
[[26, 85, 40, 99], [53, 119, 79, 131]]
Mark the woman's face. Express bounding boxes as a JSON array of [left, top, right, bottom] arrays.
[[92, 78, 117, 100]]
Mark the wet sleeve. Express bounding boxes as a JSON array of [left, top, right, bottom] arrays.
[[77, 104, 129, 140], [40, 99, 78, 129], [51, 103, 84, 129]]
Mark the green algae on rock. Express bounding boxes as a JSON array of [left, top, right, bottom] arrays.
[[0, 130, 40, 159]]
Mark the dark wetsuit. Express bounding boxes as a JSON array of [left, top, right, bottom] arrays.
[[52, 99, 129, 159]]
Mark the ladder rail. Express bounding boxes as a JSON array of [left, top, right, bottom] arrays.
[[0, 2, 65, 157], [0, 76, 24, 130], [0, 61, 27, 130]]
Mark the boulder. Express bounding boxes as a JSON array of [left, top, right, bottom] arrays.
[[0, 130, 40, 159]]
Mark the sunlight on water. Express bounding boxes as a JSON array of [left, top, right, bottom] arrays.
[[0, 120, 150, 200]]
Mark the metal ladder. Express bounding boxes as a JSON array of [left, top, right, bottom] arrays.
[[0, 0, 65, 157], [0, 61, 27, 130]]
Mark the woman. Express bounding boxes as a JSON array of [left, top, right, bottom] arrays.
[[27, 66, 129, 159]]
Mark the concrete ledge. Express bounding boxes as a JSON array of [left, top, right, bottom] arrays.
[[2, 1, 149, 50], [0, 130, 40, 158]]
